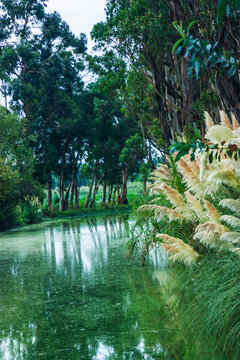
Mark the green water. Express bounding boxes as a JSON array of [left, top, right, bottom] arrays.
[[0, 216, 223, 360]]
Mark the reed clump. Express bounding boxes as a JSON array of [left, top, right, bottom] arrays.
[[138, 110, 240, 266]]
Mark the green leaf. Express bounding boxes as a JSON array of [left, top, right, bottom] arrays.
[[227, 65, 236, 78], [169, 142, 184, 153], [209, 151, 213, 164], [172, 22, 186, 38], [194, 58, 201, 79], [172, 38, 184, 53], [217, 0, 228, 28], [175, 148, 190, 162], [175, 46, 183, 55], [227, 150, 233, 158], [187, 20, 198, 33]]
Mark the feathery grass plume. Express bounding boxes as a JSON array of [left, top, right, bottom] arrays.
[[138, 204, 183, 221], [206, 169, 240, 189], [194, 230, 233, 251], [195, 222, 227, 234], [150, 196, 164, 204], [184, 154, 200, 176], [185, 191, 203, 212], [220, 232, 240, 244], [219, 110, 233, 130], [160, 183, 187, 213], [220, 199, 240, 215], [154, 207, 184, 221], [231, 113, 240, 130], [204, 200, 220, 221], [177, 158, 201, 189], [194, 222, 232, 250], [158, 234, 200, 265], [205, 125, 233, 144], [204, 111, 215, 130], [222, 158, 240, 177], [199, 152, 208, 182], [220, 215, 240, 229], [149, 186, 164, 195], [149, 165, 172, 183]]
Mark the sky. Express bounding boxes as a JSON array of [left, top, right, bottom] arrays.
[[46, 0, 107, 50]]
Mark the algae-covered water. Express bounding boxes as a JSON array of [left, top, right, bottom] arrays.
[[0, 216, 223, 360]]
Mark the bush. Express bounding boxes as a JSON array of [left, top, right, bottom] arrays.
[[20, 200, 42, 224]]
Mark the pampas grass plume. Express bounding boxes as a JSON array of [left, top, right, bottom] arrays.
[[205, 125, 233, 144], [185, 192, 203, 212], [220, 232, 240, 244], [204, 200, 220, 221], [220, 215, 240, 229], [231, 113, 240, 130], [160, 183, 187, 212], [220, 199, 240, 215], [207, 170, 240, 188], [204, 111, 215, 130], [219, 110, 233, 129]]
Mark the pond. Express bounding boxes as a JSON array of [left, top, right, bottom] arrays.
[[0, 215, 224, 360]]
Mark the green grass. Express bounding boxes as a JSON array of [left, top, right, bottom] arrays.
[[42, 181, 151, 218]]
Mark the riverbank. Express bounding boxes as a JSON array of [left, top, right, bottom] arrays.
[[1, 206, 132, 234]]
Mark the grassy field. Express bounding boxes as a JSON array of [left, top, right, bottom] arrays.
[[43, 181, 152, 218]]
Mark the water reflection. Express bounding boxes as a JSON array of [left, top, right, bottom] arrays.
[[0, 216, 225, 359]]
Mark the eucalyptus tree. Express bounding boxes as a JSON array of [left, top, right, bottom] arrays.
[[85, 52, 133, 207], [0, 0, 87, 210], [92, 0, 240, 147]]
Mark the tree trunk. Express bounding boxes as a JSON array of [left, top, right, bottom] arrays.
[[63, 181, 72, 211], [84, 163, 98, 209], [89, 179, 99, 208], [120, 168, 128, 204], [112, 186, 116, 205], [75, 185, 79, 208], [70, 172, 77, 208], [48, 174, 52, 211], [84, 174, 95, 208], [107, 184, 113, 205], [59, 172, 64, 212], [116, 185, 120, 205], [101, 177, 107, 207]]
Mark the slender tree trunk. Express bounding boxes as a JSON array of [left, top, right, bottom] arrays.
[[84, 164, 98, 208], [84, 174, 95, 208], [59, 172, 64, 211], [107, 184, 113, 205], [75, 185, 79, 208], [63, 181, 72, 211], [116, 185, 120, 205], [89, 178, 99, 208], [101, 177, 107, 207], [70, 172, 77, 208], [48, 173, 52, 211], [112, 186, 116, 205], [120, 168, 128, 204]]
